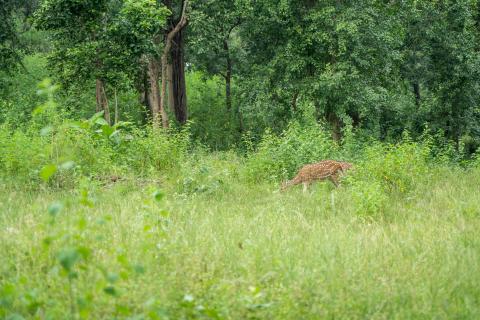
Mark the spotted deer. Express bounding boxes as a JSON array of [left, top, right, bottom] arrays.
[[281, 160, 353, 192]]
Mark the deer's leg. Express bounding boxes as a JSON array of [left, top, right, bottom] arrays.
[[330, 175, 339, 187], [303, 182, 308, 193]]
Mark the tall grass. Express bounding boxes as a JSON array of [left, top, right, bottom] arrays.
[[1, 163, 480, 319]]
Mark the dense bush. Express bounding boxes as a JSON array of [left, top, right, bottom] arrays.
[[0, 113, 190, 189], [341, 138, 431, 217], [351, 138, 430, 194], [175, 150, 240, 196], [187, 71, 240, 150]]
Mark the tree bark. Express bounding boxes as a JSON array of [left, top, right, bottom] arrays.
[[327, 111, 342, 142], [148, 57, 167, 128], [95, 78, 110, 125], [138, 65, 152, 122], [167, 62, 175, 112], [169, 28, 188, 124], [223, 39, 232, 111], [413, 81, 421, 108], [159, 0, 188, 128], [291, 91, 299, 113]]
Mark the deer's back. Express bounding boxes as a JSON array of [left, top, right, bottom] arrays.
[[296, 161, 342, 182]]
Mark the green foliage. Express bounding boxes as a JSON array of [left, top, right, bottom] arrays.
[[347, 178, 388, 219], [339, 138, 431, 218], [116, 0, 171, 56], [0, 83, 189, 189], [3, 1, 480, 318], [2, 160, 480, 318], [353, 139, 430, 194], [176, 150, 240, 195], [34, 0, 170, 106], [0, 0, 23, 72], [187, 71, 240, 149], [0, 54, 50, 126]]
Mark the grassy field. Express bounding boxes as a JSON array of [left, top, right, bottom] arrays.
[[1, 156, 480, 319]]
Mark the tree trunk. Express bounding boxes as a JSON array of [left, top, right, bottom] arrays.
[[224, 39, 232, 111], [169, 27, 188, 124], [167, 62, 175, 112], [413, 81, 421, 108], [138, 65, 152, 124], [327, 112, 342, 142], [291, 91, 299, 113], [95, 78, 110, 125], [148, 57, 168, 128], [160, 0, 188, 127], [159, 54, 170, 128]]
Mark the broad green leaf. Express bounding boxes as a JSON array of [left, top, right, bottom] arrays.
[[59, 161, 75, 170], [57, 248, 80, 272], [32, 105, 46, 116], [96, 118, 109, 126], [40, 164, 57, 181], [48, 202, 63, 217], [152, 190, 164, 202], [101, 125, 115, 137], [40, 126, 53, 136], [89, 111, 105, 124]]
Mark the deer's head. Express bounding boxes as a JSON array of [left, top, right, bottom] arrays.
[[340, 162, 353, 171]]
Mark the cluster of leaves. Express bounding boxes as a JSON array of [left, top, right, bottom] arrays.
[[177, 150, 240, 196], [0, 0, 23, 72], [34, 0, 170, 93], [342, 137, 431, 218]]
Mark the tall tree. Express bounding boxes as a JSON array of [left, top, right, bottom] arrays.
[[115, 0, 171, 127], [236, 0, 404, 140], [160, 0, 188, 124], [190, 0, 245, 112], [0, 0, 23, 72], [188, 0, 249, 134], [398, 1, 480, 145], [35, 0, 117, 123], [35, 0, 172, 126]]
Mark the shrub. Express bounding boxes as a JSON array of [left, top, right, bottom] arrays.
[[347, 178, 388, 218], [124, 126, 190, 176], [356, 139, 430, 194], [341, 137, 431, 218], [0, 125, 50, 186], [176, 150, 240, 195], [0, 109, 190, 189]]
